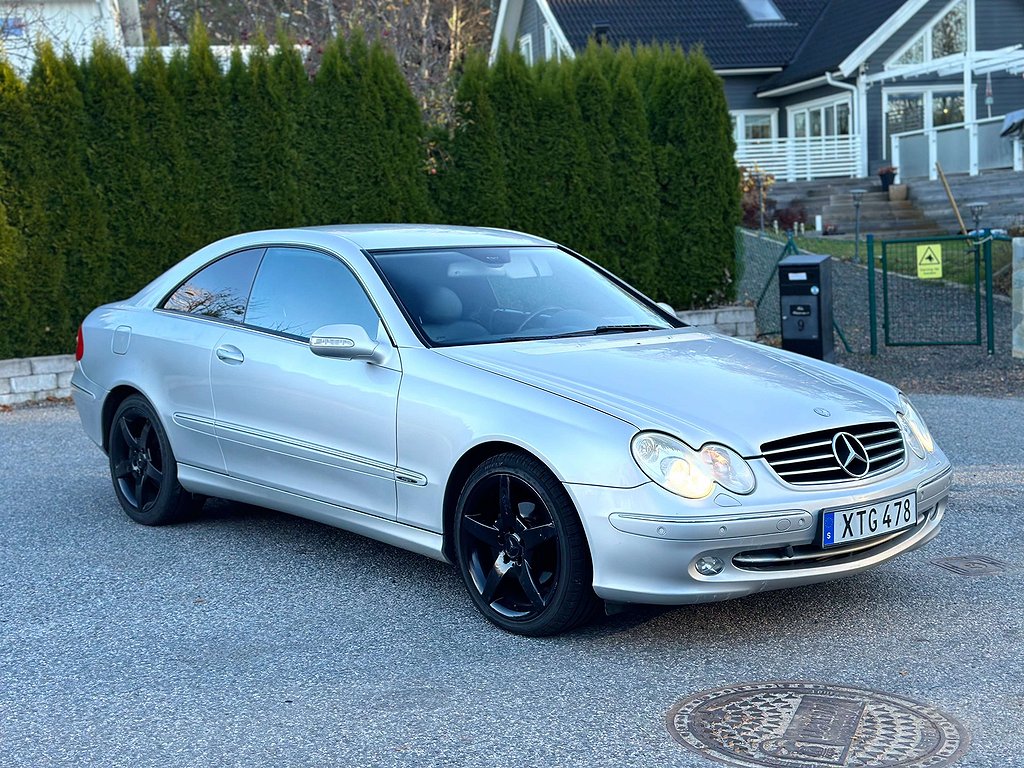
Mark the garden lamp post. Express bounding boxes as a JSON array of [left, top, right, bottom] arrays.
[[967, 201, 988, 236], [851, 188, 866, 264]]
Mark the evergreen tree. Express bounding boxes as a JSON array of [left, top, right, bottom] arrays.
[[607, 50, 660, 298], [684, 48, 741, 304], [528, 65, 589, 248], [440, 50, 510, 226], [81, 41, 151, 296], [134, 41, 195, 274], [367, 38, 433, 221], [180, 16, 238, 243], [304, 35, 359, 224], [270, 35, 311, 223], [488, 47, 541, 233], [646, 46, 698, 308], [572, 43, 618, 273], [0, 173, 29, 360], [26, 43, 111, 349]]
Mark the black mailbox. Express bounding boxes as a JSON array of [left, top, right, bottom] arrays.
[[779, 253, 834, 362]]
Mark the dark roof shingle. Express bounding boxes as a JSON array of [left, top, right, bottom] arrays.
[[547, 0, 828, 68], [756, 0, 906, 89]]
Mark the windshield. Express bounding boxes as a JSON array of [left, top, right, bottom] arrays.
[[370, 246, 677, 346]]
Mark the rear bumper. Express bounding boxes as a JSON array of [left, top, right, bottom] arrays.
[[566, 453, 952, 605], [71, 364, 106, 451]]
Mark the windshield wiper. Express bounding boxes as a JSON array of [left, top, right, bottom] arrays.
[[593, 324, 665, 334]]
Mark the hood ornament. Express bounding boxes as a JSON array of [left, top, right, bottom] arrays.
[[814, 408, 831, 417]]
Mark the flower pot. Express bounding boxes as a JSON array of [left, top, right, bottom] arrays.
[[879, 171, 896, 192], [888, 184, 908, 201]]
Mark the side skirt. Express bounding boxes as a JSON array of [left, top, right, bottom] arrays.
[[177, 464, 449, 564]]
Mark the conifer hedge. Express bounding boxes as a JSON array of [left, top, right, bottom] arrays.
[[0, 35, 739, 358]]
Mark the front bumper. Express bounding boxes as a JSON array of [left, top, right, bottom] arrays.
[[565, 451, 952, 605]]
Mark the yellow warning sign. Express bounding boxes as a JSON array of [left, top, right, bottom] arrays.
[[916, 244, 942, 279]]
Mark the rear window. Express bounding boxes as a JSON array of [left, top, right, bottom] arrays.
[[162, 248, 264, 323]]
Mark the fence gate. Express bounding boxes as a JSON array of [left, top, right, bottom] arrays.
[[868, 234, 995, 354]]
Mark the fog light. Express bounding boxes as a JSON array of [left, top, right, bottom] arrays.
[[694, 556, 725, 576]]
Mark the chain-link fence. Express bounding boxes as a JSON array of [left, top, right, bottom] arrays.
[[735, 228, 794, 336]]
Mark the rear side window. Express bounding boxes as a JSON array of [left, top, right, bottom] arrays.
[[244, 247, 381, 340], [162, 248, 264, 323]]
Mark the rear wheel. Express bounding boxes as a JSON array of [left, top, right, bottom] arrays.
[[108, 395, 198, 525], [454, 452, 599, 636]]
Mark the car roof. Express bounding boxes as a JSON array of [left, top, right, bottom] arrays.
[[303, 224, 555, 251]]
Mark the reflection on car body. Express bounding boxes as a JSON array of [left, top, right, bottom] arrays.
[[72, 225, 951, 635]]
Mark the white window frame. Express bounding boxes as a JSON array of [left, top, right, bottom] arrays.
[[885, 0, 972, 71], [730, 109, 779, 142], [786, 94, 852, 139], [881, 83, 974, 151], [543, 24, 561, 61], [518, 33, 534, 65]]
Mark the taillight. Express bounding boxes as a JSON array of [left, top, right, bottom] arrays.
[[76, 325, 84, 362]]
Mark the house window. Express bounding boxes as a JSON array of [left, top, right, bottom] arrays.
[[737, 0, 784, 22], [887, 0, 968, 69], [883, 86, 968, 154], [789, 98, 852, 139], [730, 110, 778, 143], [518, 34, 534, 65], [933, 94, 964, 126], [543, 24, 561, 61]]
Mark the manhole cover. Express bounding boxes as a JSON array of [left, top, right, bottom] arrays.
[[666, 681, 969, 767], [932, 555, 1008, 576]]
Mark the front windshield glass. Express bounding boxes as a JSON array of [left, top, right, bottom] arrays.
[[370, 246, 677, 346]]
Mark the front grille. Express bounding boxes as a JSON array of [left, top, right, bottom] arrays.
[[732, 515, 928, 572], [760, 421, 905, 486]]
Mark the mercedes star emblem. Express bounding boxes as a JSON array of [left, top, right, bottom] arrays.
[[832, 432, 870, 477]]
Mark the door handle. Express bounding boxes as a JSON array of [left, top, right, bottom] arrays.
[[216, 345, 244, 365]]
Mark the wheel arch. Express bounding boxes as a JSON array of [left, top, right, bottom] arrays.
[[101, 385, 146, 453], [441, 441, 578, 563]]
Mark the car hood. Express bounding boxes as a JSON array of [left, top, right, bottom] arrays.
[[437, 330, 900, 456]]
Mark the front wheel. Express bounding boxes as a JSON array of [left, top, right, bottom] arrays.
[[108, 395, 198, 525], [454, 453, 599, 636]]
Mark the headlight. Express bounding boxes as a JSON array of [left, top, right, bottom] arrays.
[[898, 394, 935, 458], [630, 432, 755, 499]]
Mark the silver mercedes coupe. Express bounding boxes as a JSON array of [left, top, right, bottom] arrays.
[[72, 225, 952, 635]]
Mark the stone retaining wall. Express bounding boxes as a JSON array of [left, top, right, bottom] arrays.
[[677, 305, 757, 340], [0, 305, 756, 406], [0, 355, 76, 407]]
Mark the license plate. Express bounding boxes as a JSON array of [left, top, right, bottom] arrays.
[[822, 493, 917, 548]]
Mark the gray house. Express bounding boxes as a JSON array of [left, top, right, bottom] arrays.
[[491, 0, 1024, 182]]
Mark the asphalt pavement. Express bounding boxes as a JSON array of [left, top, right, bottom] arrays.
[[1, 397, 1022, 768]]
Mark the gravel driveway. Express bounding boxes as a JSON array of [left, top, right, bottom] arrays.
[[1, 396, 1022, 767]]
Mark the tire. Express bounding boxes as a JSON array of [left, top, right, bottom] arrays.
[[453, 452, 600, 636], [107, 395, 198, 526]]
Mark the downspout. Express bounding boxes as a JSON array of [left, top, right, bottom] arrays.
[[825, 71, 865, 178]]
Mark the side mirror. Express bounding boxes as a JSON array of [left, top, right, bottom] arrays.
[[656, 302, 677, 317], [309, 324, 389, 364]]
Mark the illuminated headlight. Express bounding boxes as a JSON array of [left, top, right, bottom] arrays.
[[898, 393, 935, 458], [631, 432, 755, 499]]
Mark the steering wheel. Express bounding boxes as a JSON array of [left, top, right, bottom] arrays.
[[516, 306, 565, 332]]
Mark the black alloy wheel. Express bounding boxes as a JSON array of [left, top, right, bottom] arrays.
[[454, 452, 599, 636], [108, 395, 198, 525]]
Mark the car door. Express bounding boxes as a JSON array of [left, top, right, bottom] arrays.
[[209, 246, 401, 521], [153, 247, 265, 473]]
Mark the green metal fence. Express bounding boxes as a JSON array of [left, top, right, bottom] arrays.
[[868, 233, 996, 355]]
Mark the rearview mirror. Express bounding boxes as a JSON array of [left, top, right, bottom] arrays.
[[309, 324, 389, 364]]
